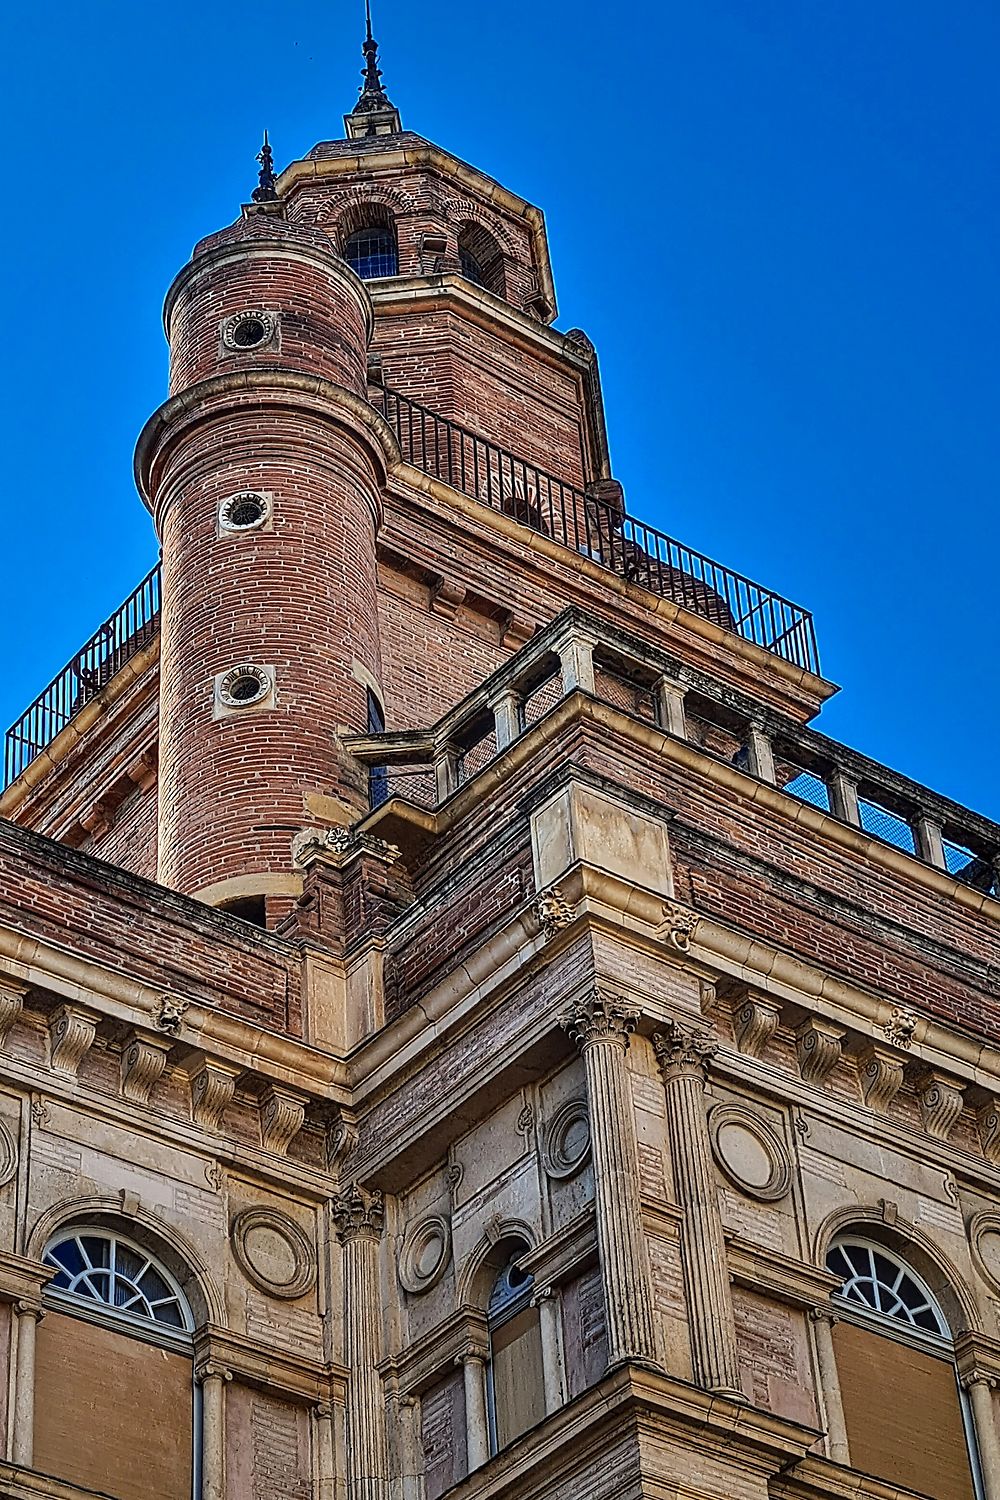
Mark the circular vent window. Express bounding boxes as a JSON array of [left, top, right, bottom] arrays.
[[222, 310, 276, 352], [219, 491, 271, 533], [218, 665, 272, 708]]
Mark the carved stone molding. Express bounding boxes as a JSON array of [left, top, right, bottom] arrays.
[[230, 1207, 317, 1300], [542, 1098, 592, 1180], [857, 1042, 905, 1113], [709, 1104, 791, 1202], [916, 1070, 965, 1141], [291, 826, 400, 870], [655, 900, 701, 953], [259, 1085, 306, 1156], [326, 1110, 359, 1173], [733, 993, 781, 1059], [653, 1018, 718, 1082], [155, 994, 190, 1037], [881, 1006, 918, 1049], [534, 886, 575, 939], [794, 1017, 845, 1085], [190, 1059, 240, 1132], [560, 988, 638, 1052], [0, 978, 26, 1049], [332, 1184, 385, 1243], [0, 1119, 18, 1189], [48, 1005, 97, 1077], [120, 1032, 171, 1105], [398, 1213, 452, 1295], [978, 1099, 1000, 1165], [969, 1214, 1000, 1297]]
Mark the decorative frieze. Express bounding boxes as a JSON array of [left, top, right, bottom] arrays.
[[534, 885, 575, 939], [119, 1031, 171, 1105], [732, 992, 781, 1059], [916, 1070, 965, 1141], [190, 1058, 240, 1132], [857, 1042, 905, 1113], [795, 1017, 845, 1085], [332, 1183, 385, 1243], [48, 1004, 96, 1076], [559, 988, 638, 1052], [259, 1085, 306, 1156]]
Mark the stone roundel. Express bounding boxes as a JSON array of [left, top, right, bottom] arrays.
[[0, 1120, 16, 1189], [542, 1098, 592, 1181], [970, 1213, 1000, 1296], [398, 1214, 452, 1295], [221, 309, 277, 351], [230, 1207, 316, 1300], [218, 664, 272, 709], [709, 1104, 791, 1202]]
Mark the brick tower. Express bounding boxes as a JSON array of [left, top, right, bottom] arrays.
[[0, 18, 998, 1500]]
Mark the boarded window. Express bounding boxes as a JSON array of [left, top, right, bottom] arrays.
[[490, 1305, 545, 1450], [561, 1267, 609, 1397], [35, 1310, 193, 1500], [833, 1319, 975, 1500], [421, 1367, 466, 1500]]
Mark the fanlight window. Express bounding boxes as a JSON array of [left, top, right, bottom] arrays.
[[44, 1230, 190, 1330], [344, 225, 398, 279], [826, 1238, 946, 1335]]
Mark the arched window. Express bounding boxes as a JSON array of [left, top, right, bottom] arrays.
[[37, 1226, 197, 1500], [485, 1247, 545, 1452], [344, 223, 398, 279], [826, 1235, 982, 1499], [458, 224, 505, 299]]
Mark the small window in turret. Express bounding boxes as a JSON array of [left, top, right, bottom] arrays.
[[345, 226, 398, 279], [458, 224, 505, 298]]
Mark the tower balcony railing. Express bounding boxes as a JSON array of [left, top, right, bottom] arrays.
[[2, 564, 161, 790], [379, 387, 820, 676]]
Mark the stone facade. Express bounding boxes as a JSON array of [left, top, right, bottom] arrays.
[[0, 32, 998, 1500]]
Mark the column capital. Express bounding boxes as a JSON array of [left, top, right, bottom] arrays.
[[560, 987, 639, 1051], [653, 1017, 718, 1081], [13, 1299, 44, 1322], [332, 1183, 385, 1243]]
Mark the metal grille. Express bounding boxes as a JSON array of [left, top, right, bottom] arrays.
[[858, 796, 916, 855], [345, 228, 397, 280], [522, 674, 563, 728], [782, 767, 831, 812], [593, 665, 654, 720], [459, 729, 497, 783], [371, 765, 436, 810], [943, 837, 997, 895]]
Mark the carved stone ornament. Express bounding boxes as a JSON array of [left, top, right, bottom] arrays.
[[542, 1097, 592, 1180], [398, 1213, 452, 1295], [977, 1099, 1000, 1165], [794, 1017, 845, 1086], [291, 825, 401, 869], [221, 308, 277, 352], [969, 1213, 1000, 1297], [916, 1071, 964, 1141], [120, 1032, 171, 1106], [733, 993, 782, 1059], [655, 901, 702, 953], [49, 1005, 97, 1076], [155, 994, 190, 1037], [326, 1111, 359, 1173], [709, 1104, 791, 1202], [0, 1119, 18, 1189], [534, 886, 576, 939], [560, 988, 639, 1052], [652, 1017, 718, 1081], [882, 1006, 919, 1049], [231, 1207, 317, 1300], [858, 1042, 905, 1113], [332, 1183, 385, 1243], [0, 978, 26, 1048], [259, 1085, 306, 1156], [190, 1059, 239, 1132], [516, 1103, 534, 1136]]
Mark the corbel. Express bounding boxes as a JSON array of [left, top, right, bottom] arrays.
[[259, 1084, 307, 1156], [48, 1003, 97, 1077], [914, 1068, 965, 1141], [120, 1029, 172, 1106]]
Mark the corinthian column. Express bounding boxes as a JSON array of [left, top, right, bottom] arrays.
[[653, 1018, 742, 1398], [560, 988, 658, 1370], [333, 1185, 388, 1500]]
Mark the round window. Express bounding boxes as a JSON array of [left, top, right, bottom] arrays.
[[218, 664, 272, 708], [222, 310, 276, 352], [219, 491, 271, 533]]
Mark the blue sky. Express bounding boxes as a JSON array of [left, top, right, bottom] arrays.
[[1, 1, 997, 818]]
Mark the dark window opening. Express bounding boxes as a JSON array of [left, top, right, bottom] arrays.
[[345, 226, 398, 280], [367, 689, 388, 808], [218, 894, 267, 927], [457, 224, 505, 299]]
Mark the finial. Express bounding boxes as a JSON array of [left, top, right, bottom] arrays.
[[252, 131, 278, 203], [346, 0, 401, 137]]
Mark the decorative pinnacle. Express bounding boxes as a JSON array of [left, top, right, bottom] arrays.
[[352, 0, 395, 117], [252, 130, 278, 203]]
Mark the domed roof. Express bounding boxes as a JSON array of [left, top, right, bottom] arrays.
[[191, 207, 337, 264]]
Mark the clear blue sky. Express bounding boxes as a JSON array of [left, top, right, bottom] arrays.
[[1, 2, 997, 819]]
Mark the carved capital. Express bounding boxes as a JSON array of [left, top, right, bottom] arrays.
[[858, 1042, 905, 1113], [916, 1070, 965, 1141], [560, 988, 639, 1052], [120, 1031, 171, 1105], [733, 992, 781, 1059], [259, 1085, 306, 1156], [189, 1058, 240, 1132], [534, 885, 575, 939], [196, 1362, 233, 1385], [653, 1017, 718, 1082], [332, 1183, 384, 1243], [655, 900, 701, 953], [882, 1006, 919, 1049], [794, 1017, 845, 1085], [0, 977, 26, 1048], [48, 1004, 96, 1076]]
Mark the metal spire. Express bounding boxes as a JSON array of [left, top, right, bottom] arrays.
[[352, 0, 395, 118], [251, 131, 278, 203]]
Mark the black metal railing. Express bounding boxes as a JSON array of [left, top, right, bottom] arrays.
[[3, 564, 161, 789], [380, 387, 819, 675]]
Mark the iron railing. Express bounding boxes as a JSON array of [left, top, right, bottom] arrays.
[[380, 387, 819, 674], [3, 564, 161, 789]]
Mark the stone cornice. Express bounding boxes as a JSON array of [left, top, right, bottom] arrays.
[[726, 1239, 841, 1311], [0, 1251, 55, 1311], [193, 1325, 347, 1405]]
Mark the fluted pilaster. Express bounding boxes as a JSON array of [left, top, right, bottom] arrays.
[[561, 988, 658, 1369], [653, 1018, 742, 1397], [333, 1185, 388, 1500]]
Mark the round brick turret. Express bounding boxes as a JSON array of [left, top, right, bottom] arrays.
[[135, 205, 389, 910]]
